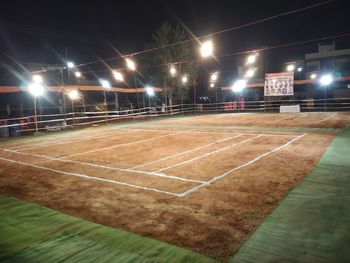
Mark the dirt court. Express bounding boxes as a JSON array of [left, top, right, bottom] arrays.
[[0, 112, 349, 261]]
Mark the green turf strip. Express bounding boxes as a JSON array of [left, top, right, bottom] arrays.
[[230, 124, 350, 263], [0, 195, 216, 263]]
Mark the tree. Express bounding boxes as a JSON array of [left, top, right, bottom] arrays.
[[142, 22, 198, 106]]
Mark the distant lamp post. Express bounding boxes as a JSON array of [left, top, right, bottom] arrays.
[[210, 83, 215, 88], [74, 71, 82, 78], [170, 66, 177, 76], [310, 73, 317, 79], [297, 67, 303, 72], [210, 72, 218, 82], [145, 86, 154, 116], [67, 61, 75, 69], [99, 79, 111, 123], [68, 90, 79, 125], [200, 40, 213, 58], [320, 74, 333, 111], [286, 64, 295, 72], [232, 79, 247, 93], [181, 75, 188, 84], [113, 71, 124, 81], [245, 68, 255, 78], [32, 74, 43, 83], [246, 53, 257, 65], [28, 83, 45, 133], [126, 58, 136, 71]]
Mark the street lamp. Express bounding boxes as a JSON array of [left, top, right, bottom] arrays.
[[145, 86, 154, 116], [68, 90, 79, 125], [245, 68, 255, 78], [232, 79, 247, 112], [310, 73, 317, 79], [181, 76, 188, 84], [126, 58, 136, 71], [286, 64, 295, 72], [200, 40, 213, 58], [113, 71, 124, 81], [320, 74, 333, 111], [246, 53, 257, 65], [67, 61, 75, 69], [28, 83, 44, 133], [210, 72, 218, 82], [170, 66, 176, 76], [297, 67, 303, 72], [32, 74, 43, 83], [99, 79, 111, 123], [74, 71, 82, 78]]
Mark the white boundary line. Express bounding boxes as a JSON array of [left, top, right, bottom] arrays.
[[11, 129, 138, 151], [2, 149, 203, 184], [130, 134, 242, 169], [0, 156, 181, 197], [315, 113, 337, 124], [155, 135, 261, 173], [179, 133, 307, 197], [57, 130, 187, 159]]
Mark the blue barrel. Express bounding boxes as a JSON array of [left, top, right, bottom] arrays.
[[9, 124, 21, 137], [0, 126, 9, 138]]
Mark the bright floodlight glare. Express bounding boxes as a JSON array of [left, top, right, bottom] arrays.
[[170, 66, 176, 76], [182, 76, 188, 84], [74, 71, 82, 78], [232, 79, 247, 93], [32, 74, 43, 83], [28, 83, 44, 97], [310, 73, 317, 79], [113, 71, 124, 81], [68, 90, 79, 100], [286, 64, 295, 72], [200, 40, 213, 58], [67, 61, 75, 68], [210, 83, 215, 88], [320, 74, 333, 86], [145, 86, 155, 96], [246, 54, 257, 64], [245, 68, 255, 78], [297, 67, 303, 72], [210, 72, 218, 82], [100, 79, 111, 88], [126, 58, 136, 71]]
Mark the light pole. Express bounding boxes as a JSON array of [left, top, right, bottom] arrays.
[[145, 86, 154, 117], [232, 79, 247, 112], [100, 79, 111, 124], [68, 90, 79, 126], [28, 83, 44, 133], [320, 74, 333, 112]]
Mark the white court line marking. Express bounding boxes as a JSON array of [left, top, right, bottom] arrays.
[[315, 113, 336, 124], [3, 149, 203, 184], [0, 156, 181, 197], [155, 135, 262, 173], [130, 134, 242, 170], [57, 130, 187, 160], [179, 133, 307, 197], [11, 129, 139, 151]]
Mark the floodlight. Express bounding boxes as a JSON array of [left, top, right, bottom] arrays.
[[113, 71, 124, 81], [245, 68, 255, 78], [145, 86, 155, 96], [232, 79, 247, 92], [246, 54, 257, 64], [320, 74, 333, 86], [126, 58, 136, 71], [310, 73, 317, 79], [210, 72, 218, 82], [182, 76, 188, 84], [170, 66, 176, 76], [200, 40, 213, 58], [297, 67, 303, 72], [68, 90, 79, 100], [74, 71, 82, 78], [28, 83, 44, 97], [67, 61, 75, 68], [32, 74, 43, 83], [210, 83, 215, 88], [100, 79, 111, 88], [286, 64, 295, 72]]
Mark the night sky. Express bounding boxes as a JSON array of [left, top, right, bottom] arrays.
[[0, 0, 350, 86]]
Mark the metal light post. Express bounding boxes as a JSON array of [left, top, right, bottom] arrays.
[[100, 79, 111, 124], [320, 74, 333, 112], [28, 83, 44, 133], [232, 79, 247, 112], [68, 90, 79, 126]]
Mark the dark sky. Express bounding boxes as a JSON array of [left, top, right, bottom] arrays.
[[0, 0, 350, 85]]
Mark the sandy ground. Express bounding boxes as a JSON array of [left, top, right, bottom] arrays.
[[0, 112, 346, 261]]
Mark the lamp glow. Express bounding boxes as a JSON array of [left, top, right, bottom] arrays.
[[210, 83, 215, 88], [126, 58, 136, 71], [74, 71, 82, 78], [32, 75, 43, 83], [286, 64, 295, 72], [100, 79, 111, 88], [28, 83, 44, 97], [310, 73, 317, 79], [170, 66, 176, 76], [67, 61, 75, 68], [113, 71, 124, 81], [320, 74, 333, 86], [200, 40, 213, 58], [232, 79, 247, 92], [297, 67, 303, 72], [245, 68, 255, 78], [210, 72, 218, 82], [182, 76, 188, 84], [68, 90, 79, 100], [246, 54, 257, 64], [145, 86, 155, 96]]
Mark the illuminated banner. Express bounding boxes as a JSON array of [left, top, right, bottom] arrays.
[[264, 72, 294, 96]]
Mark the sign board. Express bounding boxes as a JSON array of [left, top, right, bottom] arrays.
[[264, 72, 294, 96]]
